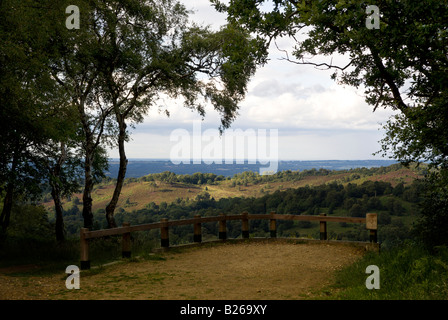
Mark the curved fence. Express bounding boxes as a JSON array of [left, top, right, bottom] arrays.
[[80, 212, 378, 270]]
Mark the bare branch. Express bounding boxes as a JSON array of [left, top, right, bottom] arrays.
[[274, 40, 354, 71]]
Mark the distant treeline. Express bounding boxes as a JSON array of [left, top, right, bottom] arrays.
[[104, 160, 401, 178], [101, 163, 426, 186]]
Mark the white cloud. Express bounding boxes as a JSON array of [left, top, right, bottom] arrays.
[[107, 0, 398, 161], [237, 82, 395, 131], [278, 129, 387, 160]]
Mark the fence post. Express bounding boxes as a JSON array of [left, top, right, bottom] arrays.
[[219, 214, 227, 240], [270, 212, 277, 238], [320, 213, 327, 240], [194, 214, 202, 243], [80, 228, 90, 270], [161, 218, 169, 248], [122, 222, 131, 258], [366, 213, 378, 243], [241, 211, 249, 239]]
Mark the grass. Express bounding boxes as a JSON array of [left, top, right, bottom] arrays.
[[41, 166, 422, 213], [327, 241, 448, 299]]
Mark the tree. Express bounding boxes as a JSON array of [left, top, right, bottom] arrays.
[[28, 0, 265, 231], [0, 0, 78, 240], [85, 0, 263, 228], [33, 138, 83, 242], [349, 203, 365, 218], [45, 0, 115, 230], [212, 0, 448, 247]]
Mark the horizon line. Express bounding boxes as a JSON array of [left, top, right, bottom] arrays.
[[107, 158, 397, 162]]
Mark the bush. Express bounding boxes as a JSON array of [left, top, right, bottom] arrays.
[[297, 221, 313, 229], [349, 203, 365, 217], [412, 173, 448, 249], [7, 204, 54, 241], [331, 242, 448, 299]]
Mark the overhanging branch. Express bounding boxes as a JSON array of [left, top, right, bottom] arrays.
[[274, 40, 354, 71]]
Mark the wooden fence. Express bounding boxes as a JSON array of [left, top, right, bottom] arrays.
[[80, 212, 378, 270]]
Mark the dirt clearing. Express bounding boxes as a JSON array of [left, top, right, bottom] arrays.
[[0, 240, 367, 300]]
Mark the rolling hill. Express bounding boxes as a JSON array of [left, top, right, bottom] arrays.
[[43, 163, 424, 214]]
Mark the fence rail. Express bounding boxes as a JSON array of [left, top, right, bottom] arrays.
[[79, 212, 378, 270]]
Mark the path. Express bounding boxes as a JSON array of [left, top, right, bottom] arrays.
[[0, 240, 366, 300]]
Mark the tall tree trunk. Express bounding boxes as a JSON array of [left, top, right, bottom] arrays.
[[50, 142, 67, 242], [51, 183, 65, 242], [0, 183, 14, 241], [0, 147, 19, 241], [82, 149, 95, 230], [105, 117, 127, 228]]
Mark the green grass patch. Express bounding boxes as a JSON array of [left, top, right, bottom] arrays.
[[328, 242, 448, 299]]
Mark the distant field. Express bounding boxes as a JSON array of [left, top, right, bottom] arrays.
[[42, 165, 422, 213]]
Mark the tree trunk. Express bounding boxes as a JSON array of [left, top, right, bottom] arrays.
[[82, 151, 95, 230], [0, 148, 19, 241], [105, 118, 127, 229], [0, 183, 14, 241], [50, 142, 67, 242], [51, 183, 65, 242]]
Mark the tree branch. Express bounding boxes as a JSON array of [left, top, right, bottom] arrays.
[[368, 45, 409, 113], [275, 41, 354, 71]]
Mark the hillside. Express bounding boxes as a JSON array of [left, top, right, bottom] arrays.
[[43, 163, 423, 214], [34, 163, 426, 248]]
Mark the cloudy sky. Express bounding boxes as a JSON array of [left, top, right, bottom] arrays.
[[107, 0, 397, 161]]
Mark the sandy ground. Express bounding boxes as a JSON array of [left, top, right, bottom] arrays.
[[0, 240, 366, 300]]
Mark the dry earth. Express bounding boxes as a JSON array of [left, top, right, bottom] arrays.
[[0, 240, 366, 300]]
